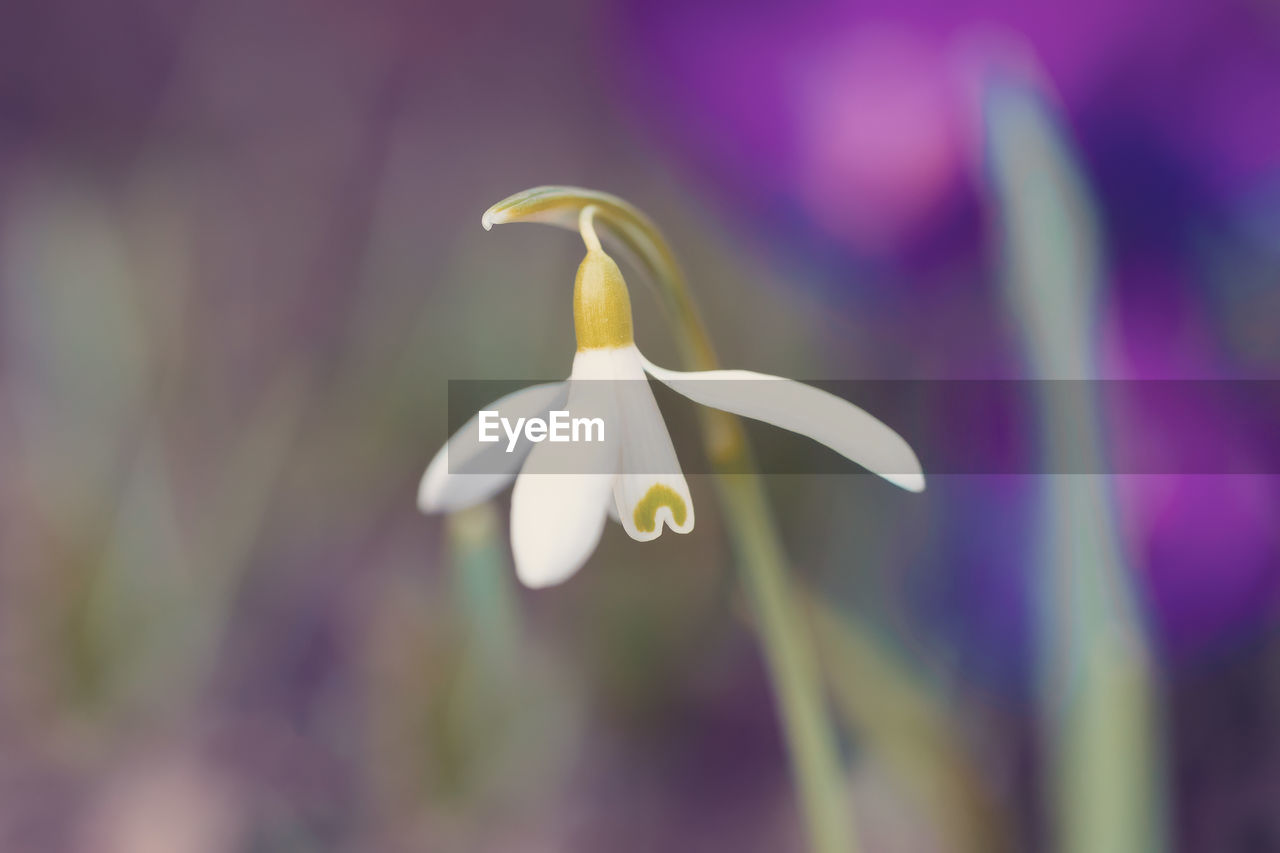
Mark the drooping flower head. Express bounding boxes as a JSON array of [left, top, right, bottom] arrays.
[[421, 194, 923, 587]]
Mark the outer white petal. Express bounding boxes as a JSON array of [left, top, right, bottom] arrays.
[[639, 354, 925, 493], [510, 350, 621, 588], [609, 346, 694, 541], [418, 382, 567, 513]]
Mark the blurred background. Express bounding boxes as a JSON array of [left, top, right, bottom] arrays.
[[1, 0, 1278, 850]]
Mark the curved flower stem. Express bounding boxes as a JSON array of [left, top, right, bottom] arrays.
[[485, 187, 855, 853]]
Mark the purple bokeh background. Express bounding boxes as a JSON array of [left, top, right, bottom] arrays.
[[1, 0, 1278, 849]]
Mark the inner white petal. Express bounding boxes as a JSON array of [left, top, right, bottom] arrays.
[[610, 346, 695, 541]]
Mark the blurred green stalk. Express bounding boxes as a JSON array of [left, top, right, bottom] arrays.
[[985, 84, 1166, 852], [486, 187, 854, 853], [713, 471, 854, 853], [805, 592, 1010, 853], [447, 502, 522, 674]]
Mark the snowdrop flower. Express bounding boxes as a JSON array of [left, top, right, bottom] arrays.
[[420, 206, 923, 588]]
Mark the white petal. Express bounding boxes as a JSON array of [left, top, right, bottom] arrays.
[[609, 347, 694, 541], [510, 350, 621, 588], [418, 382, 567, 513], [639, 354, 925, 492]]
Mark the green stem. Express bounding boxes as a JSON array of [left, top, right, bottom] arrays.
[[714, 471, 856, 853], [485, 187, 854, 853]]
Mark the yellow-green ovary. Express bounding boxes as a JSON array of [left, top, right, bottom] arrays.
[[632, 484, 688, 532], [574, 250, 634, 350]]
